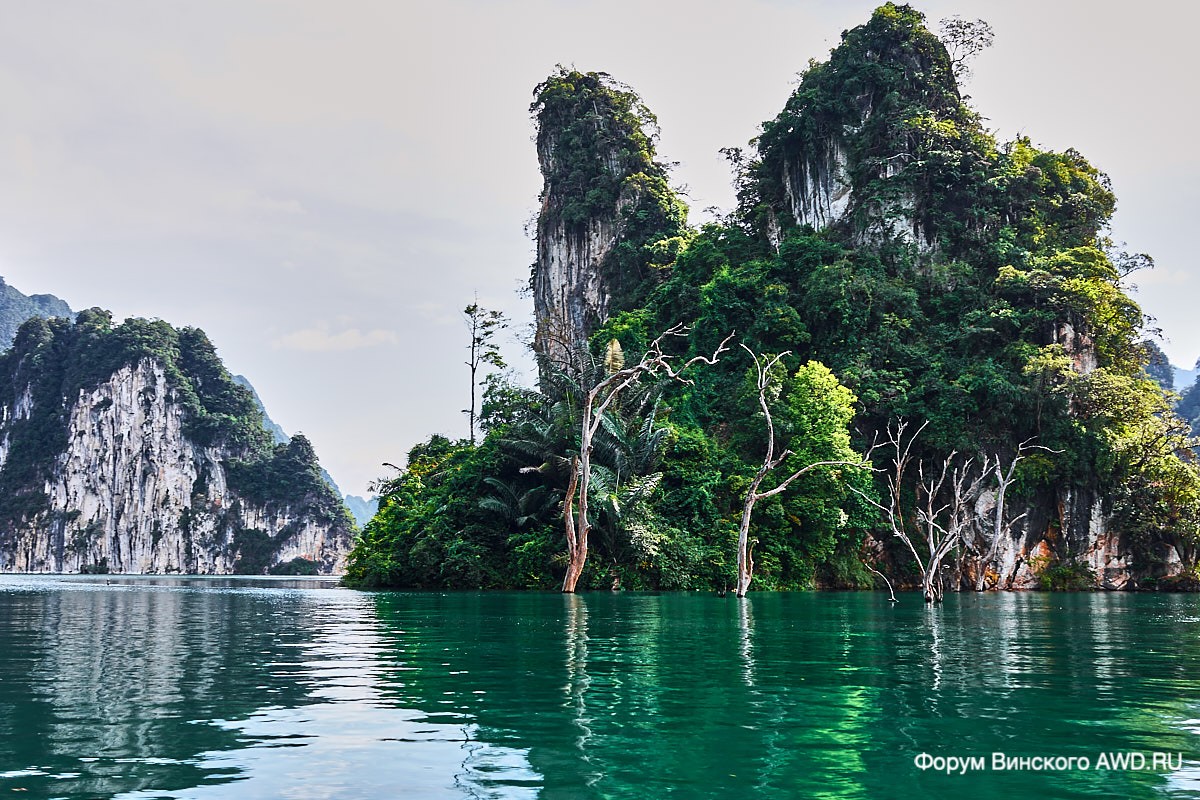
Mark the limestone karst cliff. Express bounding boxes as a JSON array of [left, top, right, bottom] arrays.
[[0, 310, 353, 574], [754, 4, 979, 253], [348, 5, 1199, 593], [743, 4, 1189, 591], [529, 68, 688, 375]]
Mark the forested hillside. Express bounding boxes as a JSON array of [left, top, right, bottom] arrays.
[[0, 310, 354, 574], [348, 4, 1200, 593], [0, 277, 72, 349]]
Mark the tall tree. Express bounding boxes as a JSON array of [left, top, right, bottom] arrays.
[[735, 347, 868, 597], [463, 300, 507, 445], [937, 15, 993, 82], [561, 324, 732, 593]]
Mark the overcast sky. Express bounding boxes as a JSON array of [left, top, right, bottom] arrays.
[[1, 0, 1196, 495]]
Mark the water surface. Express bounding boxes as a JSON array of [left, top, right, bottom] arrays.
[[0, 576, 1197, 798]]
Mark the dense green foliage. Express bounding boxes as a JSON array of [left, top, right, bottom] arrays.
[[0, 311, 353, 566], [349, 4, 1200, 590], [225, 434, 350, 526]]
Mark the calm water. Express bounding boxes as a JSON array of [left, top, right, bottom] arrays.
[[0, 577, 1198, 799]]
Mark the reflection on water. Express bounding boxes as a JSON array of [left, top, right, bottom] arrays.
[[562, 594, 599, 791], [0, 578, 1198, 799], [0, 576, 537, 799]]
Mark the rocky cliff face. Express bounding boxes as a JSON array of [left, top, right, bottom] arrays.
[[967, 485, 1195, 591], [756, 5, 967, 254], [533, 191, 625, 368], [970, 489, 1115, 591], [778, 138, 853, 234], [0, 312, 353, 575], [861, 482, 1183, 594], [530, 69, 687, 374]]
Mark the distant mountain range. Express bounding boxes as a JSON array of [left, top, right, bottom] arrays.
[[232, 374, 378, 526], [343, 494, 379, 528], [0, 278, 73, 347], [1176, 362, 1199, 392]]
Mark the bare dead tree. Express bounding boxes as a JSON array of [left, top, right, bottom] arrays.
[[853, 419, 924, 595], [735, 346, 869, 597], [863, 560, 898, 603], [853, 419, 988, 603], [561, 324, 733, 593], [914, 453, 989, 603], [938, 16, 994, 82], [972, 439, 1057, 591]]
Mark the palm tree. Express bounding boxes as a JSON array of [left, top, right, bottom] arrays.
[[478, 478, 557, 531]]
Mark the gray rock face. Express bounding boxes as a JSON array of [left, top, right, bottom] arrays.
[[533, 203, 625, 370], [0, 359, 350, 574], [779, 138, 853, 232], [867, 484, 1182, 593], [967, 485, 1186, 592], [773, 130, 933, 254], [531, 123, 638, 371]]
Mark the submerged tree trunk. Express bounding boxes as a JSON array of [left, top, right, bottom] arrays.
[[915, 453, 986, 603], [974, 441, 1039, 591], [565, 431, 594, 593], [735, 346, 867, 598], [864, 560, 898, 602], [922, 571, 942, 604], [736, 476, 764, 598], [561, 324, 732, 593], [854, 419, 986, 605], [562, 457, 585, 593]]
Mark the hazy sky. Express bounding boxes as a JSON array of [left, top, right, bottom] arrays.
[[1, 0, 1196, 495]]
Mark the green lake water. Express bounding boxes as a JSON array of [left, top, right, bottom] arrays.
[[0, 576, 1198, 799]]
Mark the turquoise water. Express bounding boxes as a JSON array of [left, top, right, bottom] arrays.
[[0, 576, 1198, 798]]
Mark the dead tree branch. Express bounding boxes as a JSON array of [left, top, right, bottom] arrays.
[[561, 325, 733, 592], [735, 345, 869, 597]]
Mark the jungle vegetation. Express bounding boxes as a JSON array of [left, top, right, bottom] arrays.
[[347, 4, 1200, 592]]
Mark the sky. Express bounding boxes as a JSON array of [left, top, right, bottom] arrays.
[[0, 0, 1196, 496]]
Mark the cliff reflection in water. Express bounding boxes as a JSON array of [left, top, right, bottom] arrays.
[[1, 577, 317, 796], [0, 577, 538, 799], [1, 580, 1199, 799]]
